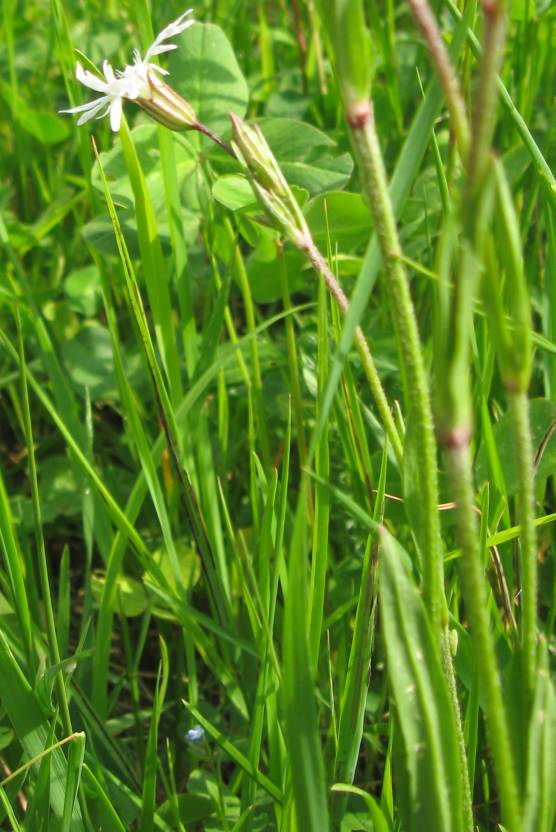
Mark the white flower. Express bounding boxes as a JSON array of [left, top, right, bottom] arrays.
[[61, 61, 129, 131], [61, 10, 194, 131], [119, 8, 194, 100]]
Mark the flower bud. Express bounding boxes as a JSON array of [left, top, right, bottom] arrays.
[[134, 69, 198, 132], [229, 113, 309, 244]]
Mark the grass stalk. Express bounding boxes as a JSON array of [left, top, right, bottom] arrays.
[[347, 103, 443, 632], [444, 442, 521, 828], [408, 0, 470, 155]]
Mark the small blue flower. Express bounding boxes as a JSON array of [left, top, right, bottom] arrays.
[[186, 724, 205, 743]]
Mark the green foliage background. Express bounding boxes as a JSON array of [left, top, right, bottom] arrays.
[[0, 0, 555, 829]]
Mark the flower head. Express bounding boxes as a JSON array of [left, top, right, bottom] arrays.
[[60, 61, 129, 131], [61, 10, 195, 132], [186, 724, 205, 743], [230, 113, 310, 244], [118, 10, 194, 101]]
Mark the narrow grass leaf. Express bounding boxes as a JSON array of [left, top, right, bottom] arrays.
[[379, 532, 464, 831], [61, 731, 86, 832], [283, 485, 330, 831], [81, 764, 127, 832]]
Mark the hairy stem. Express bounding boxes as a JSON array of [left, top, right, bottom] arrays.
[[347, 101, 443, 632], [408, 0, 470, 156], [445, 442, 521, 829]]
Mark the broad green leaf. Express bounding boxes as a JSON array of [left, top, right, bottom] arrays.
[[1, 84, 69, 144], [304, 191, 372, 249], [18, 108, 70, 144], [63, 265, 102, 317], [168, 22, 249, 134], [91, 572, 148, 618], [90, 124, 197, 213], [158, 793, 215, 826], [212, 175, 258, 211], [257, 117, 353, 194], [246, 247, 308, 304], [61, 323, 118, 398], [84, 124, 199, 259]]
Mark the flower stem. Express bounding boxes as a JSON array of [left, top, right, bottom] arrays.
[[408, 0, 470, 156], [445, 442, 521, 829], [194, 121, 236, 158], [347, 102, 443, 632]]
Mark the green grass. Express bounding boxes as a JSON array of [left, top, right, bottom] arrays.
[[0, 0, 555, 830]]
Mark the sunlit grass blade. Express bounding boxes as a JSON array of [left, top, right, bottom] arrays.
[[61, 732, 86, 832]]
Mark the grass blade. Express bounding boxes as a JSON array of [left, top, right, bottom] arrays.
[[379, 532, 464, 832]]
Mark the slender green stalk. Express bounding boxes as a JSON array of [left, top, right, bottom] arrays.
[[408, 0, 470, 155], [0, 732, 84, 788], [440, 629, 474, 832], [508, 391, 538, 703], [465, 0, 507, 204], [347, 103, 442, 631], [445, 443, 521, 829]]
